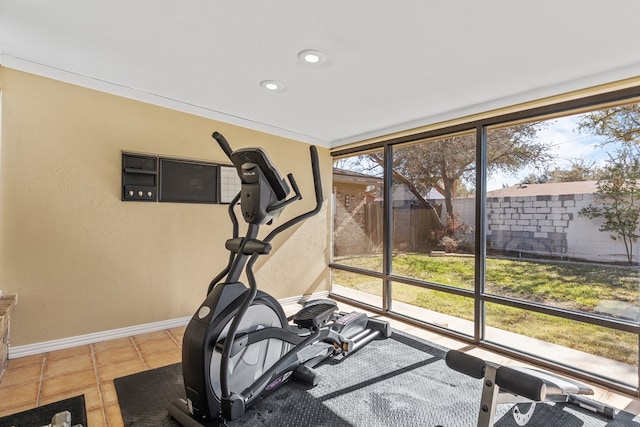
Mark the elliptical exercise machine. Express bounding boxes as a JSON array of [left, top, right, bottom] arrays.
[[167, 132, 391, 426]]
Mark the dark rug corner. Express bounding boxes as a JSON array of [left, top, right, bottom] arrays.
[[115, 363, 184, 426], [0, 395, 86, 427], [114, 330, 639, 427]]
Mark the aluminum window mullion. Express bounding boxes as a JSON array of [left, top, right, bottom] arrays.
[[382, 143, 393, 312], [475, 125, 487, 343]]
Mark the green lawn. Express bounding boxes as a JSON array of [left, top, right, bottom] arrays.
[[333, 254, 640, 365]]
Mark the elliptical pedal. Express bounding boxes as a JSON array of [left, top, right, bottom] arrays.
[[293, 301, 338, 328], [302, 298, 338, 308]]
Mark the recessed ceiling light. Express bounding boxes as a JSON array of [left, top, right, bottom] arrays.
[[298, 49, 326, 65], [260, 80, 284, 92]]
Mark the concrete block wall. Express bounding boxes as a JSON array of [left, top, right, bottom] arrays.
[[485, 193, 632, 263], [333, 186, 635, 264]]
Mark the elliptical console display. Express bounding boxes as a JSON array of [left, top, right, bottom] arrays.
[[167, 132, 391, 426]]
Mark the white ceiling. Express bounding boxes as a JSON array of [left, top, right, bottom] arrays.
[[1, 1, 640, 148]]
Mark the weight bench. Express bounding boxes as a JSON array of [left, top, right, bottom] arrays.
[[445, 350, 615, 426]]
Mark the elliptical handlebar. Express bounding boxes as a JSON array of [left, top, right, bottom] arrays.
[[267, 173, 301, 213], [310, 145, 324, 208], [264, 144, 323, 243], [212, 131, 234, 159]]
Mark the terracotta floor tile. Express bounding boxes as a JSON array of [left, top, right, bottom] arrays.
[[86, 407, 107, 427], [39, 385, 102, 411], [132, 330, 170, 343], [40, 369, 97, 400], [144, 348, 182, 370], [134, 334, 179, 358], [100, 380, 119, 406], [105, 402, 123, 426], [80, 385, 104, 412], [97, 358, 146, 383], [44, 353, 93, 379], [92, 337, 133, 353], [168, 326, 186, 343], [6, 353, 43, 370], [0, 401, 36, 418], [0, 381, 39, 415], [605, 391, 640, 415], [0, 363, 42, 388], [94, 345, 140, 368], [621, 396, 640, 414], [46, 345, 91, 363]]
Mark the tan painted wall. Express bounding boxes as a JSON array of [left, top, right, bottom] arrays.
[[0, 68, 331, 346]]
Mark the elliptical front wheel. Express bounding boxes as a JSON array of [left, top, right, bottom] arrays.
[[168, 291, 288, 424], [210, 300, 290, 406]]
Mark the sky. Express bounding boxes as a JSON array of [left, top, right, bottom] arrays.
[[334, 111, 621, 192], [486, 113, 611, 191]]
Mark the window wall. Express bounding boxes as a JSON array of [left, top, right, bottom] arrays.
[[332, 149, 384, 308], [330, 88, 640, 393], [389, 132, 477, 336]]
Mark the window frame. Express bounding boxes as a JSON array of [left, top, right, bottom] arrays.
[[330, 85, 640, 395]]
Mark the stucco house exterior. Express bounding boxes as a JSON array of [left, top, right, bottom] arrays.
[[332, 169, 382, 257]]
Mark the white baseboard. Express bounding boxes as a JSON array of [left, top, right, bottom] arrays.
[[8, 291, 329, 359], [9, 316, 192, 359]]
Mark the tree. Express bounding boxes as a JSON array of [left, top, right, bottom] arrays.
[[366, 123, 551, 219], [519, 158, 600, 184], [576, 102, 640, 264], [428, 211, 474, 253], [579, 149, 640, 263], [577, 104, 640, 146]]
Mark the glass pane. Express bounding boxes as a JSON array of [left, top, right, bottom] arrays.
[[391, 131, 476, 289], [485, 302, 638, 387], [331, 270, 383, 309], [333, 150, 384, 272], [392, 255, 475, 290], [485, 105, 640, 321], [485, 258, 640, 320], [391, 282, 474, 336]]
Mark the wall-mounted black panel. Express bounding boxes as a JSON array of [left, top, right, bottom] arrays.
[[122, 153, 158, 201], [159, 158, 218, 204]]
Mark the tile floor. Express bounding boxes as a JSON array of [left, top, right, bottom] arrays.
[[1, 302, 639, 426], [0, 327, 185, 426]]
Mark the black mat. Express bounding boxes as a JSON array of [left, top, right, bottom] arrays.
[[115, 331, 638, 426], [0, 395, 86, 427]]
